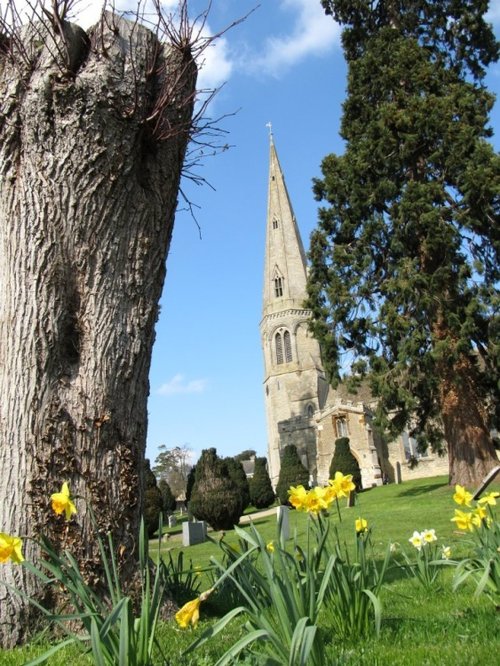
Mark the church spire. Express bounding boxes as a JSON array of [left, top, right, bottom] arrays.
[[262, 132, 308, 317]]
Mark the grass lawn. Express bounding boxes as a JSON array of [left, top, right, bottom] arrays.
[[1, 475, 499, 665]]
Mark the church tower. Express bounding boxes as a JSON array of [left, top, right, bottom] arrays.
[[260, 131, 328, 485]]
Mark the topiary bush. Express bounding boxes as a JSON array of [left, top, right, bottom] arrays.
[[158, 478, 176, 514], [189, 448, 244, 530], [329, 437, 362, 490], [225, 457, 251, 511], [275, 444, 310, 505], [249, 457, 275, 509], [143, 459, 163, 537]]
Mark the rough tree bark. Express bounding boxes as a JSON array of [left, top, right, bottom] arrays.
[[0, 10, 196, 646]]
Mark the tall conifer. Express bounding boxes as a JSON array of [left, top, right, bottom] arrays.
[[308, 1, 500, 485]]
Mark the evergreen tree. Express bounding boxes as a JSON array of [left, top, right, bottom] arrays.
[[276, 445, 310, 505], [143, 459, 162, 537], [329, 437, 362, 491], [308, 1, 500, 486], [249, 457, 275, 509], [185, 465, 196, 505], [225, 457, 251, 510], [158, 479, 177, 514], [189, 448, 244, 530]]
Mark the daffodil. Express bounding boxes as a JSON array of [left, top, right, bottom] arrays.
[[266, 541, 275, 553], [50, 482, 77, 521], [409, 530, 423, 551], [0, 533, 24, 564], [175, 589, 213, 629], [441, 546, 451, 560], [478, 491, 499, 506], [421, 529, 437, 543], [329, 471, 356, 498], [453, 484, 473, 507], [451, 509, 474, 532], [472, 505, 487, 526], [355, 517, 368, 533], [288, 485, 308, 511], [322, 483, 338, 506], [304, 487, 329, 515]]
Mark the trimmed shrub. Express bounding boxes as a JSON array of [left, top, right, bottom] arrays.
[[249, 457, 275, 509], [189, 448, 244, 530], [158, 478, 176, 514], [185, 465, 196, 505], [275, 445, 309, 505], [329, 437, 362, 490], [225, 457, 251, 511], [143, 459, 162, 537]]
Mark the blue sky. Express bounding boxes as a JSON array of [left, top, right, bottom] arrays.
[[144, 0, 500, 468], [6, 0, 500, 467]]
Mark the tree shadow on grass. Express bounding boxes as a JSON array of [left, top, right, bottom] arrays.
[[396, 480, 448, 497]]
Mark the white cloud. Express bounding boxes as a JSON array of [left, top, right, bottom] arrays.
[[156, 373, 207, 396], [196, 34, 233, 91], [247, 0, 340, 77]]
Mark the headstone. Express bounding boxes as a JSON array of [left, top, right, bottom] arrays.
[[168, 515, 177, 528], [346, 492, 355, 508], [395, 462, 402, 484], [472, 465, 500, 500], [182, 521, 207, 547], [277, 505, 289, 543]]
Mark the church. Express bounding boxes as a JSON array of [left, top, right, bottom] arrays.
[[260, 134, 449, 489]]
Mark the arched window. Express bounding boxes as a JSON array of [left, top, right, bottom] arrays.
[[284, 330, 292, 362], [274, 276, 284, 297], [273, 218, 279, 229], [307, 404, 314, 418], [275, 332, 283, 364]]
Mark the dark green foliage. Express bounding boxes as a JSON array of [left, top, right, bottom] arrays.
[[233, 449, 257, 462], [329, 437, 362, 491], [307, 1, 499, 483], [185, 465, 196, 504], [275, 445, 310, 505], [189, 448, 244, 530], [249, 457, 275, 509], [143, 459, 162, 537], [225, 457, 251, 510], [158, 478, 176, 514]]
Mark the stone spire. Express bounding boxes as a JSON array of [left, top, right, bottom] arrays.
[[260, 130, 327, 486], [262, 133, 308, 317]]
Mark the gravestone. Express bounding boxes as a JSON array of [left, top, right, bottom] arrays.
[[472, 465, 500, 500], [168, 515, 177, 528], [182, 521, 207, 547], [277, 505, 289, 543]]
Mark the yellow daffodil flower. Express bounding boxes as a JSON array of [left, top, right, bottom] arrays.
[[409, 530, 423, 551], [355, 517, 368, 533], [288, 485, 308, 511], [329, 471, 355, 498], [472, 505, 487, 526], [453, 484, 473, 507], [421, 529, 437, 543], [451, 509, 474, 532], [50, 482, 77, 521], [322, 483, 338, 505], [478, 491, 499, 506], [0, 533, 24, 564], [175, 588, 213, 629], [441, 546, 451, 560], [266, 541, 275, 553], [304, 486, 329, 515]]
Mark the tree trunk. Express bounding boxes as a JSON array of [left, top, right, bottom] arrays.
[[439, 354, 498, 488], [0, 12, 196, 646]]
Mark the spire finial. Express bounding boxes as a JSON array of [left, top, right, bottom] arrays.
[[266, 121, 273, 143]]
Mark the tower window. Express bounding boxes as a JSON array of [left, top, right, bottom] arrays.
[[275, 332, 283, 365], [335, 416, 349, 438], [307, 404, 314, 418], [273, 218, 279, 229], [284, 330, 292, 362], [274, 277, 284, 297]]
